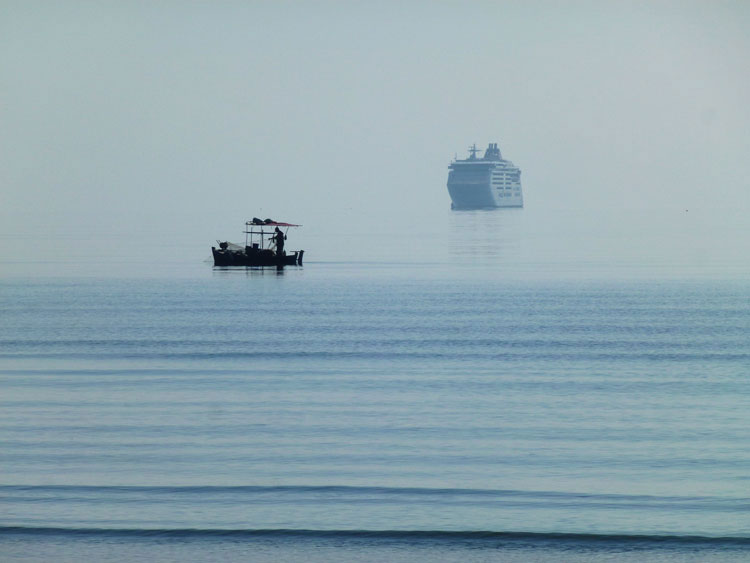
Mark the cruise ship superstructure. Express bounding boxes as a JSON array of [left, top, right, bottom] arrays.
[[447, 142, 523, 209]]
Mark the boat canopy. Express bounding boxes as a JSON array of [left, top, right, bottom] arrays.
[[246, 218, 301, 227]]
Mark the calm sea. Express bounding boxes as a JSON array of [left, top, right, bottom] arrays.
[[1, 208, 749, 561]]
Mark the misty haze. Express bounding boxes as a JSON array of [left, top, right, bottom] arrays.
[[1, 2, 749, 562]]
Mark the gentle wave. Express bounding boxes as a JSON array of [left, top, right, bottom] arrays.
[[2, 485, 746, 511], [2, 351, 748, 361], [1, 526, 749, 546], [0, 484, 744, 500]]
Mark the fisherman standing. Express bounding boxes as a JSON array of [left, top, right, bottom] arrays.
[[271, 226, 286, 255]]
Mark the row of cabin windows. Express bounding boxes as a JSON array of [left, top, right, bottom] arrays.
[[452, 174, 491, 180]]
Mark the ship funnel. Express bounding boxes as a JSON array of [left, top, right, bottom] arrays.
[[483, 142, 502, 160]]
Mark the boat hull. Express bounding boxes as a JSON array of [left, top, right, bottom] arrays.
[[212, 247, 304, 267]]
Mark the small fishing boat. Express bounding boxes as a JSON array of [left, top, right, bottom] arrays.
[[212, 219, 304, 267]]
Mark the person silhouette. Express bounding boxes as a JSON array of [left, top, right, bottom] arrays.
[[271, 227, 286, 255]]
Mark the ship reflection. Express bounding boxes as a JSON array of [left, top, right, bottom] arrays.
[[448, 208, 524, 264]]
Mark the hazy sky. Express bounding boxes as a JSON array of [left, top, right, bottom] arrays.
[[1, 1, 748, 262]]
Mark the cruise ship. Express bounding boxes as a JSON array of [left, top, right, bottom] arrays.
[[447, 142, 523, 209]]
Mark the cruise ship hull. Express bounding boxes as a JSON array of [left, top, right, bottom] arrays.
[[447, 183, 497, 208], [447, 142, 523, 209], [447, 183, 523, 209]]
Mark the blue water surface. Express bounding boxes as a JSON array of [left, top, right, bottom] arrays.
[[1, 210, 749, 561]]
